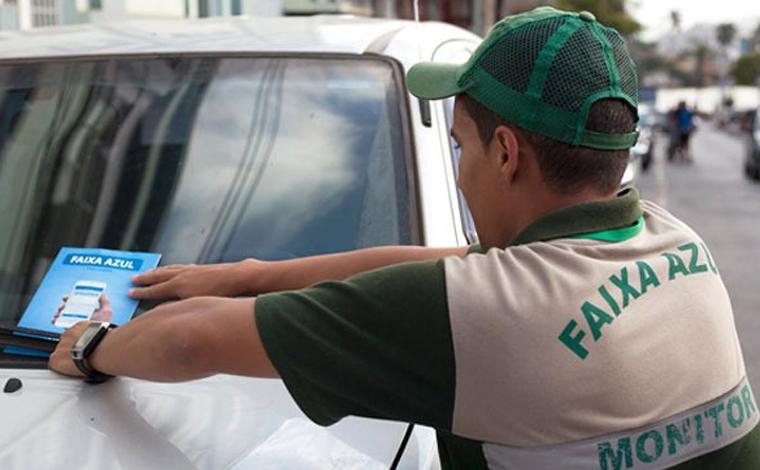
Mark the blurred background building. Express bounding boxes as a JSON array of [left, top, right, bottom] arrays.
[[0, 0, 545, 33], [0, 0, 758, 114], [0, 0, 283, 30]]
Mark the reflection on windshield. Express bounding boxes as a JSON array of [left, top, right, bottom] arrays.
[[0, 57, 415, 323]]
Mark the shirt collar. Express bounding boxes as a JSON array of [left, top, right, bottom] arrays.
[[510, 187, 643, 246]]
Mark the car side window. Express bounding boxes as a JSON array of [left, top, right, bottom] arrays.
[[432, 41, 480, 245], [443, 97, 479, 244]]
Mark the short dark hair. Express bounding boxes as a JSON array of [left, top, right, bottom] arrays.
[[459, 94, 635, 195]]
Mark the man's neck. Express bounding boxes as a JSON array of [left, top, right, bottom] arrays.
[[487, 188, 617, 248]]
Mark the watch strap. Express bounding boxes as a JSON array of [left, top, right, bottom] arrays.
[[72, 323, 116, 384], [73, 356, 99, 378]]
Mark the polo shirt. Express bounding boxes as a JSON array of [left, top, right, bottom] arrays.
[[255, 188, 760, 469]]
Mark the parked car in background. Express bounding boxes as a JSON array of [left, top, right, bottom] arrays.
[[745, 108, 760, 180], [738, 109, 756, 134], [0, 16, 482, 469], [620, 151, 638, 186], [632, 103, 657, 172]]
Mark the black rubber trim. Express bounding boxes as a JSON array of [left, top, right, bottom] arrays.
[[0, 353, 48, 369], [390, 423, 415, 470], [0, 330, 58, 353], [0, 326, 58, 369], [419, 99, 432, 127]]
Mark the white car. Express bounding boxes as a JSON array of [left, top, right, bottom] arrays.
[[0, 15, 480, 470]]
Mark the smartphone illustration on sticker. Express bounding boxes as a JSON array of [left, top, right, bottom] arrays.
[[54, 280, 107, 329]]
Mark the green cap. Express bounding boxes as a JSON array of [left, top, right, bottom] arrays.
[[407, 7, 639, 150]]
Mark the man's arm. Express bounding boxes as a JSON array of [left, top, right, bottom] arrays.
[[49, 297, 277, 382], [51, 259, 457, 431], [129, 246, 468, 300]]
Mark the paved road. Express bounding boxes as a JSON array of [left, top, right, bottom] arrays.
[[636, 123, 760, 391]]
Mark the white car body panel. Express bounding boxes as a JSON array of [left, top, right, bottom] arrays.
[[0, 16, 480, 470], [0, 370, 439, 469]]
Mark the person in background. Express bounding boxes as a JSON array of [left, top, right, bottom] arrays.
[[674, 101, 695, 163]]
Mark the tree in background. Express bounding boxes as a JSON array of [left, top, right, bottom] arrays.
[[715, 23, 737, 108], [555, 0, 641, 36], [731, 22, 760, 87], [732, 53, 760, 86], [628, 39, 685, 87], [670, 10, 681, 32], [693, 42, 715, 88], [751, 23, 760, 52], [716, 23, 737, 49], [385, 1, 642, 39]]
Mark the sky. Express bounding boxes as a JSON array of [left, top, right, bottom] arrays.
[[630, 0, 760, 40]]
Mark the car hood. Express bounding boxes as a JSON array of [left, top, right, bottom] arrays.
[[0, 370, 437, 469]]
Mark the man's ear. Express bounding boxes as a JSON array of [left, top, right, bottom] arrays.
[[492, 125, 520, 182]]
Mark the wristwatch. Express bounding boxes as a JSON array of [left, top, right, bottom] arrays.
[[70, 322, 116, 383]]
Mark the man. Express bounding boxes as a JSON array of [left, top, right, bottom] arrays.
[[50, 7, 759, 469], [673, 101, 695, 162]]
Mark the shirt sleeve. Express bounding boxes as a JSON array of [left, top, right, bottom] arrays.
[[254, 259, 455, 431], [467, 244, 484, 255]]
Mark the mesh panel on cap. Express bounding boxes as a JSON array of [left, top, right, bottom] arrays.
[[604, 29, 639, 105], [479, 17, 566, 94], [540, 26, 610, 111], [447, 7, 640, 149]]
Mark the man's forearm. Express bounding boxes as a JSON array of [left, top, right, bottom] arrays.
[[245, 245, 468, 295], [88, 308, 205, 382], [88, 298, 274, 382]]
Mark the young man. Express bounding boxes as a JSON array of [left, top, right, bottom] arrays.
[[50, 7, 759, 469]]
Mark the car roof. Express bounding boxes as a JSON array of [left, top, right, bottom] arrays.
[[0, 15, 475, 61]]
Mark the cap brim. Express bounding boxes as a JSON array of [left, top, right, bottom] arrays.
[[406, 62, 467, 100]]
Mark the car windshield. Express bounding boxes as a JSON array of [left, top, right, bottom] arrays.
[[0, 56, 417, 328]]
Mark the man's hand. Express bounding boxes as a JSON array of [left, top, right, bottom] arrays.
[[129, 247, 467, 302], [51, 296, 69, 325], [129, 261, 261, 300], [48, 321, 91, 378], [91, 294, 113, 322], [52, 294, 113, 325]]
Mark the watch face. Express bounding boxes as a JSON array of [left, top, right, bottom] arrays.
[[74, 324, 101, 351]]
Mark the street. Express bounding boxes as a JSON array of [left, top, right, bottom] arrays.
[[637, 122, 760, 391]]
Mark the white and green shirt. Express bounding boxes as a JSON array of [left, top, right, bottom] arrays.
[[255, 188, 760, 470]]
